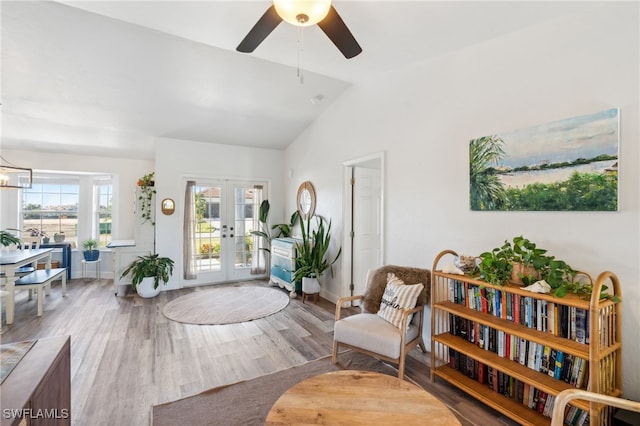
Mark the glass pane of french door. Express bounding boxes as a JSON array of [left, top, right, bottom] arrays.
[[192, 182, 222, 273], [227, 183, 258, 281]]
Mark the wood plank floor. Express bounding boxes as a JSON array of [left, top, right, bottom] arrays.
[[1, 278, 517, 426]]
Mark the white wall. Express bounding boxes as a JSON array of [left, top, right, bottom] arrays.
[[154, 138, 285, 289], [285, 3, 640, 399]]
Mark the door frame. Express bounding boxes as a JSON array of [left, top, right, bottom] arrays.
[[341, 152, 385, 300]]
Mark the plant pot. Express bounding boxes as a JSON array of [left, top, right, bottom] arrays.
[[135, 276, 161, 298], [83, 249, 100, 262], [511, 262, 539, 285], [42, 237, 50, 244], [54, 233, 65, 243], [302, 277, 321, 295]]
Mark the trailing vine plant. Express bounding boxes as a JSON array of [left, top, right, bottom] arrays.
[[137, 172, 156, 226]]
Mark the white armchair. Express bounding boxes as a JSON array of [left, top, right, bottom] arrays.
[[332, 265, 430, 380]]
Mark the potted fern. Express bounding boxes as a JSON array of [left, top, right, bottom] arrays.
[[121, 253, 174, 298]]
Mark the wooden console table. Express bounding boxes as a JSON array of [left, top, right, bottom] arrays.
[[0, 336, 71, 426], [265, 370, 461, 425]]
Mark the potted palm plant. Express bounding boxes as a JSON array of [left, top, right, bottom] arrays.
[[82, 238, 100, 261], [292, 215, 341, 296], [121, 253, 174, 298]]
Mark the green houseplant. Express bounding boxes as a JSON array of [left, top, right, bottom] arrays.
[[1, 230, 20, 247], [478, 236, 578, 297], [82, 238, 100, 261], [250, 200, 301, 254], [121, 253, 174, 298], [292, 215, 341, 294], [137, 172, 156, 226]]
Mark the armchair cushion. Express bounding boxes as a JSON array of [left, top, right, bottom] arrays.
[[362, 265, 430, 314], [377, 273, 423, 328], [334, 313, 420, 359]]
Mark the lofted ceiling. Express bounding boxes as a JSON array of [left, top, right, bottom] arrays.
[[1, 1, 601, 160]]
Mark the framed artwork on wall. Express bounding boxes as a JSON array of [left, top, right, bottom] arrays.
[[469, 108, 619, 211]]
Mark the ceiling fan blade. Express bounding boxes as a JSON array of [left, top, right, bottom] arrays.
[[317, 5, 362, 59], [236, 5, 283, 53]]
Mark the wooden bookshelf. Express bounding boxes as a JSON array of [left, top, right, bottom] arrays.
[[430, 250, 622, 426]]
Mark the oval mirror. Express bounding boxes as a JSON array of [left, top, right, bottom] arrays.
[[297, 181, 316, 220]]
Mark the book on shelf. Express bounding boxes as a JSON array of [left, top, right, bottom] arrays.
[[553, 350, 564, 379], [527, 341, 538, 370], [575, 308, 588, 344], [536, 390, 548, 414]]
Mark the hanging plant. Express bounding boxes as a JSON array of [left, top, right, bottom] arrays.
[[138, 172, 156, 226]]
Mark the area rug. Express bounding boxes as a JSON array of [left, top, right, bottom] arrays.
[[162, 286, 289, 325], [151, 352, 400, 426]]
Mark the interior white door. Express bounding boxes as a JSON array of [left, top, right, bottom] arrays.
[[352, 166, 382, 297]]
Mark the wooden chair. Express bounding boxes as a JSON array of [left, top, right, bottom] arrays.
[[332, 265, 430, 380], [551, 388, 640, 426]]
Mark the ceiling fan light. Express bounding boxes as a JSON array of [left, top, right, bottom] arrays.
[[273, 0, 331, 27]]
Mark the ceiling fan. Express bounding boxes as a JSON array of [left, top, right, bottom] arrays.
[[236, 0, 362, 59]]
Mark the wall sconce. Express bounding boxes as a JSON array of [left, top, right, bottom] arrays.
[[0, 155, 32, 189]]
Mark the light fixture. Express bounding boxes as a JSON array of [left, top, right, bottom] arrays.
[[0, 155, 32, 189], [273, 0, 331, 26]]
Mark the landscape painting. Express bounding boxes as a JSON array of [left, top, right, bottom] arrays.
[[469, 108, 619, 211]]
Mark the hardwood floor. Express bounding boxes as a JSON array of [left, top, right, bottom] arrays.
[[1, 278, 516, 426]]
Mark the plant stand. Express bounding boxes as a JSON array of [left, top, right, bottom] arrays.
[[302, 277, 320, 304]]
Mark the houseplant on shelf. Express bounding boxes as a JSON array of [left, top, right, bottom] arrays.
[[137, 172, 156, 226], [81, 238, 100, 261], [477, 236, 579, 297], [120, 253, 174, 298], [292, 215, 341, 296]]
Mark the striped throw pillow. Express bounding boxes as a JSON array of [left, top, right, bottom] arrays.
[[377, 273, 424, 329]]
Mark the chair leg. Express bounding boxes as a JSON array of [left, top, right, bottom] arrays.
[[332, 341, 339, 364], [398, 356, 405, 380], [418, 339, 427, 353]]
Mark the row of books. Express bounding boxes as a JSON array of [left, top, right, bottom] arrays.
[[448, 348, 590, 425], [449, 315, 589, 388], [449, 280, 590, 344]]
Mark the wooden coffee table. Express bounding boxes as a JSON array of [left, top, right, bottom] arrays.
[[265, 370, 461, 425]]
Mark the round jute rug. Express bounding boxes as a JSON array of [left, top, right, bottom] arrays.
[[162, 286, 289, 325]]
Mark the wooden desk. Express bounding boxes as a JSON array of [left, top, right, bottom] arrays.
[[265, 370, 461, 425], [0, 249, 53, 324], [0, 336, 71, 426]]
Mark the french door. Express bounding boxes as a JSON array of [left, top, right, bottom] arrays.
[[188, 179, 265, 284]]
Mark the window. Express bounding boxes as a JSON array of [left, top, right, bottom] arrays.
[[94, 180, 112, 247], [22, 178, 80, 243], [20, 172, 113, 248]]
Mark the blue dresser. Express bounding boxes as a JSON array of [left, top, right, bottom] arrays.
[[270, 238, 301, 297]]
